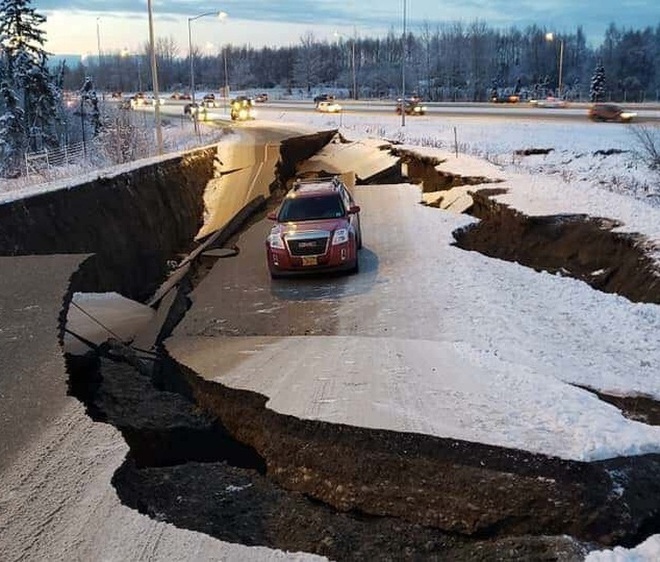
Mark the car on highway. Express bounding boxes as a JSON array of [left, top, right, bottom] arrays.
[[491, 94, 520, 103], [202, 93, 218, 108], [170, 92, 192, 100], [230, 96, 256, 121], [588, 103, 637, 123], [145, 95, 165, 106], [316, 100, 342, 113], [129, 92, 146, 108], [530, 96, 567, 108], [313, 93, 334, 104], [183, 102, 200, 117], [266, 176, 362, 278], [395, 98, 427, 116], [254, 93, 268, 103]]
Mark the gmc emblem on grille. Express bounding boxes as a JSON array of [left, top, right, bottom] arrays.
[[298, 242, 317, 248]]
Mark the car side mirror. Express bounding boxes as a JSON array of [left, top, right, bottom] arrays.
[[348, 205, 361, 214], [267, 211, 278, 221]]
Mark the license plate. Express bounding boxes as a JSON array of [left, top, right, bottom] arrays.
[[302, 256, 317, 266]]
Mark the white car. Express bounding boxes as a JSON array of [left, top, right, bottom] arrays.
[[317, 100, 342, 113], [531, 97, 567, 108]]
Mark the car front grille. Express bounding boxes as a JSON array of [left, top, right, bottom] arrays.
[[286, 232, 330, 256]]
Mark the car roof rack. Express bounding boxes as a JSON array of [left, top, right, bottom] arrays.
[[292, 175, 342, 191]]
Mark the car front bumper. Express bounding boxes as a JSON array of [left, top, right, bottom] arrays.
[[267, 242, 357, 275]]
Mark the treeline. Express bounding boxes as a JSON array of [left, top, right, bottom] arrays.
[[65, 21, 660, 102]]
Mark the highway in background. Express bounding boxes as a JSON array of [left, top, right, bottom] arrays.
[[156, 97, 660, 124]]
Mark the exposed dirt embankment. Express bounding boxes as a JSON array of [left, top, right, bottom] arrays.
[[64, 341, 659, 560], [0, 149, 215, 300], [455, 189, 660, 305]]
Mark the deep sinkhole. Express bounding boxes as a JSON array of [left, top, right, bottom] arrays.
[[62, 134, 660, 561]]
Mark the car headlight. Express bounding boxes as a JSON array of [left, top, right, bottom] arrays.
[[268, 233, 285, 249], [332, 228, 349, 245]]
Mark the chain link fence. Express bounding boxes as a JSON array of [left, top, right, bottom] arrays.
[[24, 141, 90, 179], [2, 115, 228, 194]]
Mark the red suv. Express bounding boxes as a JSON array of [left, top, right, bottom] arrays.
[[266, 177, 362, 278]]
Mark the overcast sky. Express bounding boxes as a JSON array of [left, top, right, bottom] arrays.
[[38, 1, 658, 56]]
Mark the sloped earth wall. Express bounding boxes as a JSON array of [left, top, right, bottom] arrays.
[[455, 188, 660, 306], [0, 150, 215, 301], [2, 133, 660, 561]]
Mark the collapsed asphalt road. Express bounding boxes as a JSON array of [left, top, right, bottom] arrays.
[[2, 126, 660, 561], [60, 135, 660, 559], [69, 342, 590, 560]]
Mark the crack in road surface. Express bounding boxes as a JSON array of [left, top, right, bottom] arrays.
[[453, 189, 660, 305], [65, 338, 660, 560], [59, 132, 660, 560]]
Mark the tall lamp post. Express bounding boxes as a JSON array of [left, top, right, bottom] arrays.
[[401, 0, 407, 127], [545, 32, 564, 99], [96, 17, 102, 65], [223, 45, 229, 109], [188, 11, 227, 104], [147, 0, 162, 154]]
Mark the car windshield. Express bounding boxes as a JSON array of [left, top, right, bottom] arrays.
[[278, 195, 345, 222]]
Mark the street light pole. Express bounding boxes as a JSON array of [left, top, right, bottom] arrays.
[[147, 0, 163, 154], [401, 0, 407, 127], [545, 32, 564, 99], [96, 18, 102, 65], [223, 46, 229, 108], [558, 39, 564, 99], [188, 11, 227, 104], [188, 17, 195, 104]]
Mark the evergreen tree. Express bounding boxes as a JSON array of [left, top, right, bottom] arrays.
[[590, 61, 606, 101], [0, 0, 60, 173], [0, 76, 24, 174]]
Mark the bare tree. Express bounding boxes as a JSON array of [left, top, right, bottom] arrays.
[[630, 124, 660, 171], [293, 32, 322, 94]]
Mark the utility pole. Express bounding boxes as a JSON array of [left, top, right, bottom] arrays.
[[401, 0, 407, 127], [147, 0, 163, 154], [224, 45, 229, 108]]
